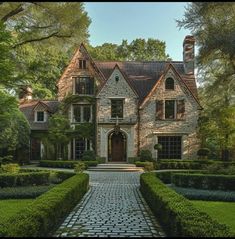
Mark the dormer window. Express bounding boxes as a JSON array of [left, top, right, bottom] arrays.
[[36, 111, 45, 122], [165, 77, 174, 90], [79, 59, 86, 69]]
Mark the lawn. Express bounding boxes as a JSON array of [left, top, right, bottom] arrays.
[[0, 199, 34, 230], [192, 200, 235, 234]]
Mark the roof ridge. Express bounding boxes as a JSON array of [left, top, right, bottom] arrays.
[[94, 60, 183, 63]]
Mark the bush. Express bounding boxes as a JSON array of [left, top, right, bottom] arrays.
[[1, 173, 89, 237], [143, 162, 154, 172], [169, 185, 235, 202], [96, 157, 106, 163], [74, 162, 86, 173], [197, 148, 210, 159], [0, 185, 55, 199], [39, 160, 98, 168], [139, 150, 153, 162], [0, 172, 50, 188], [140, 173, 233, 237], [0, 164, 21, 174], [0, 155, 13, 164], [204, 164, 235, 175], [154, 143, 162, 151], [172, 173, 235, 191], [81, 150, 96, 161], [128, 157, 139, 163], [49, 171, 76, 184]]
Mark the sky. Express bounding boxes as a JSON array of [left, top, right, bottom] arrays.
[[84, 2, 192, 61]]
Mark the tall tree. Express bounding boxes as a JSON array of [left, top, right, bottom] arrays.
[[178, 2, 235, 160]]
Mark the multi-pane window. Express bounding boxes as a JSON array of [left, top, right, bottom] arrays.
[[74, 77, 94, 95], [111, 99, 123, 118], [79, 59, 86, 69], [165, 100, 175, 119], [36, 111, 44, 122], [158, 136, 182, 159], [73, 105, 92, 123], [73, 138, 91, 159], [165, 78, 174, 90]]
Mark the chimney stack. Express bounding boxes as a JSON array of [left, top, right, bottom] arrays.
[[19, 85, 33, 101], [183, 35, 195, 75]]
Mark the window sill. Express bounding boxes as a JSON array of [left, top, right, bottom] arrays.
[[34, 121, 46, 123]]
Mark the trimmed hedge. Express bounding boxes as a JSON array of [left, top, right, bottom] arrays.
[[1, 173, 89, 237], [135, 161, 152, 168], [0, 172, 50, 188], [172, 173, 235, 191], [39, 160, 98, 169], [0, 185, 55, 199], [140, 173, 233, 237]]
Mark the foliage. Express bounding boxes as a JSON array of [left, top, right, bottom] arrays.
[[128, 157, 139, 163], [0, 185, 55, 199], [0, 172, 50, 188], [154, 143, 162, 151], [197, 148, 210, 158], [88, 38, 171, 61], [1, 173, 89, 237], [74, 162, 86, 173], [81, 150, 96, 161], [39, 160, 98, 169], [96, 156, 106, 163], [139, 150, 153, 162], [143, 162, 154, 172], [0, 164, 20, 174], [140, 173, 233, 237], [170, 185, 235, 202], [177, 3, 235, 160], [171, 173, 235, 191], [204, 164, 235, 175]]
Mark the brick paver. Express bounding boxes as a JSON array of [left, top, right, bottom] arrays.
[[54, 172, 165, 237]]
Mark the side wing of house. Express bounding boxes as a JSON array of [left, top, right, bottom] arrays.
[[96, 65, 139, 161], [139, 64, 201, 160]]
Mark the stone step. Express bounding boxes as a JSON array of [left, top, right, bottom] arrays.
[[96, 163, 136, 168], [87, 167, 144, 172]]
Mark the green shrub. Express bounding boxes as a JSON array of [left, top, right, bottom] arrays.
[[1, 173, 89, 237], [135, 161, 152, 168], [197, 148, 210, 159], [49, 171, 76, 184], [140, 173, 233, 237], [172, 173, 235, 191], [1, 164, 21, 174], [39, 160, 98, 168], [0, 185, 55, 199], [204, 164, 235, 175], [139, 150, 153, 162], [143, 162, 154, 172], [81, 150, 96, 161], [154, 143, 162, 151], [74, 162, 86, 173], [0, 155, 13, 164], [96, 157, 106, 163], [169, 185, 235, 202], [0, 172, 50, 188], [157, 160, 204, 170], [128, 157, 139, 163]]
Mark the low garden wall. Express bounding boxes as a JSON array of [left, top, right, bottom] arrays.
[[140, 173, 233, 237], [1, 173, 89, 237]]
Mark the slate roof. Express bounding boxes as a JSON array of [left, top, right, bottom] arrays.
[[19, 100, 59, 131], [95, 61, 198, 104]]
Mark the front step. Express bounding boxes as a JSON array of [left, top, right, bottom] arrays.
[[88, 163, 144, 172]]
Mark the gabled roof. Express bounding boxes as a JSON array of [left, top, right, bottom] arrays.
[[19, 100, 59, 130], [94, 60, 199, 105]]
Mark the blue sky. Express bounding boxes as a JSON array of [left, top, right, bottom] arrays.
[[84, 2, 192, 61]]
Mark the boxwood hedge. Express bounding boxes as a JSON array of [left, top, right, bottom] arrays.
[[1, 173, 89, 237], [140, 173, 233, 237], [40, 160, 98, 169], [172, 173, 235, 191]]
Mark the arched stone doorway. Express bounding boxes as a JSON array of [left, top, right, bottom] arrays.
[[108, 131, 127, 162]]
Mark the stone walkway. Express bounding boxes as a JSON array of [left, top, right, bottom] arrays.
[[54, 172, 166, 237]]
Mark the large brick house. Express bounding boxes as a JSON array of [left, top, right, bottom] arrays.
[[20, 35, 202, 162]]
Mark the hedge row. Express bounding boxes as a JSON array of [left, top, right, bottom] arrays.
[[140, 173, 233, 237], [1, 173, 89, 237], [0, 172, 50, 188], [172, 173, 235, 191], [39, 160, 98, 169]]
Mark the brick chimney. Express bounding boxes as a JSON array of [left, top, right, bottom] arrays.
[[183, 35, 195, 75], [19, 85, 33, 101]]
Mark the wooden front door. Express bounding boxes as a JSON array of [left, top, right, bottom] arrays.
[[111, 132, 125, 161]]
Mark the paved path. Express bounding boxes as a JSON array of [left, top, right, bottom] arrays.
[[54, 172, 165, 237]]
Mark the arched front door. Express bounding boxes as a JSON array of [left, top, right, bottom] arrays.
[[108, 131, 127, 162]]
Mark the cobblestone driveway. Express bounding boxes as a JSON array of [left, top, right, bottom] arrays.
[[55, 172, 165, 237]]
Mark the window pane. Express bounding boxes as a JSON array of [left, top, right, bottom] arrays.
[[158, 136, 181, 159], [165, 100, 175, 119], [75, 138, 85, 159], [73, 105, 81, 122], [165, 78, 174, 90], [83, 106, 91, 122], [75, 77, 93, 95], [37, 111, 44, 121], [111, 99, 123, 118]]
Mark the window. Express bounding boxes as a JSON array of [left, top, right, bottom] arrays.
[[165, 100, 175, 119], [79, 59, 86, 69], [73, 104, 92, 123], [74, 138, 91, 159], [165, 77, 174, 90], [36, 111, 44, 122], [111, 99, 123, 118], [74, 77, 94, 95], [158, 136, 182, 159]]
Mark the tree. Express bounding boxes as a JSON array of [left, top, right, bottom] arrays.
[[178, 2, 235, 160], [88, 38, 170, 61]]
